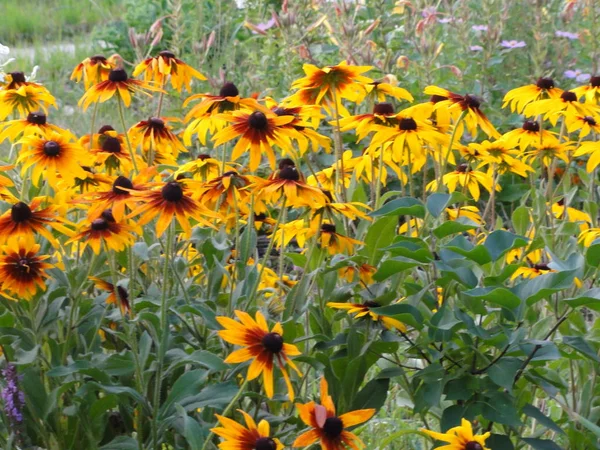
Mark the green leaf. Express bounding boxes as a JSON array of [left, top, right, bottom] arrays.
[[521, 438, 562, 450], [433, 218, 479, 239], [440, 404, 466, 431], [100, 436, 139, 450], [370, 303, 424, 330], [511, 206, 530, 236], [522, 403, 564, 434], [562, 336, 600, 362], [426, 192, 467, 217], [488, 357, 522, 391], [350, 378, 390, 412], [159, 369, 207, 419], [463, 287, 521, 309], [481, 393, 522, 427], [563, 289, 600, 311], [373, 257, 421, 281], [486, 434, 515, 450], [176, 404, 205, 450], [571, 410, 600, 439], [514, 270, 578, 306], [484, 230, 528, 261], [585, 244, 600, 267], [369, 197, 425, 218], [363, 216, 397, 262]]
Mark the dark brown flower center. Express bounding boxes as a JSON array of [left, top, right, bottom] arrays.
[[363, 300, 380, 308], [116, 285, 129, 301], [261, 332, 284, 353], [465, 442, 483, 450], [43, 141, 61, 157], [11, 202, 32, 223], [457, 163, 469, 173], [278, 158, 295, 170], [399, 117, 417, 131], [591, 76, 600, 87], [109, 69, 128, 82], [583, 116, 597, 126], [273, 107, 291, 116], [90, 55, 107, 63], [9, 72, 26, 83], [254, 213, 267, 221], [112, 175, 134, 194], [522, 120, 540, 132], [159, 50, 176, 59], [322, 417, 344, 439], [101, 209, 116, 222], [321, 223, 337, 233], [198, 153, 211, 160], [17, 257, 33, 274], [27, 111, 46, 125], [91, 218, 110, 231], [148, 117, 165, 129], [536, 77, 555, 90], [161, 182, 184, 202], [561, 91, 577, 102], [532, 263, 550, 271], [430, 94, 447, 103], [102, 136, 121, 153], [278, 166, 300, 181], [98, 125, 115, 134], [248, 111, 268, 130], [219, 82, 239, 98], [373, 102, 394, 115], [254, 437, 277, 450], [464, 94, 480, 108]]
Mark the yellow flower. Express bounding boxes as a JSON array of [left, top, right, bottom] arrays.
[[511, 263, 555, 280], [70, 54, 118, 89], [133, 51, 205, 92], [572, 75, 600, 104], [524, 90, 599, 125], [421, 418, 490, 450], [211, 410, 284, 450], [0, 84, 56, 120], [428, 164, 497, 201], [578, 228, 600, 247], [501, 120, 557, 151], [503, 77, 563, 113], [573, 141, 600, 172], [327, 300, 406, 331]]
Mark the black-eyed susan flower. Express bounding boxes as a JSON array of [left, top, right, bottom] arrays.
[[338, 102, 399, 142], [421, 418, 490, 450], [70, 165, 113, 194], [217, 310, 302, 400], [269, 101, 331, 154], [133, 50, 205, 92], [578, 228, 600, 247], [70, 54, 118, 89], [211, 410, 284, 450], [0, 236, 53, 300], [78, 68, 164, 110], [319, 222, 363, 255], [90, 277, 131, 316], [128, 180, 218, 237], [68, 210, 137, 254], [574, 141, 600, 172], [287, 61, 373, 115], [511, 262, 555, 280], [212, 108, 296, 171], [472, 140, 534, 177], [128, 117, 186, 164], [183, 82, 261, 145], [424, 86, 500, 138], [174, 154, 224, 182], [88, 126, 136, 173], [18, 131, 87, 188], [327, 300, 406, 331], [0, 197, 73, 246], [572, 75, 600, 104], [0, 84, 57, 120], [271, 219, 313, 250], [293, 377, 375, 450], [524, 90, 599, 125], [427, 164, 496, 201], [307, 152, 356, 192], [194, 170, 262, 215], [364, 78, 414, 103], [565, 114, 600, 138], [503, 77, 563, 113], [338, 263, 376, 284], [254, 159, 328, 208], [312, 191, 372, 222], [0, 111, 69, 143], [502, 120, 557, 151], [522, 141, 574, 167]]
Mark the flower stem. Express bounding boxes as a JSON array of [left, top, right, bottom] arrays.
[[200, 378, 250, 450], [440, 110, 467, 190], [116, 94, 139, 174]]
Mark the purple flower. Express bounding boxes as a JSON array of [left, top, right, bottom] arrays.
[[472, 25, 488, 32], [255, 18, 276, 33], [555, 30, 579, 40], [564, 69, 591, 82], [501, 40, 526, 49], [438, 17, 453, 24], [1, 364, 25, 427], [470, 45, 484, 52]]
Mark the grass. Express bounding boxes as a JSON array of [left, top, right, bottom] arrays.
[[0, 0, 122, 44]]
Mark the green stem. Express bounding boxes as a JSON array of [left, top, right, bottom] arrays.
[[116, 94, 139, 174], [440, 110, 467, 189], [374, 146, 384, 208], [151, 221, 175, 449], [200, 378, 250, 450]]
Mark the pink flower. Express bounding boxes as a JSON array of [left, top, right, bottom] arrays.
[[501, 40, 526, 49]]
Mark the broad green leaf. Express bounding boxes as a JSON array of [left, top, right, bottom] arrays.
[[513, 270, 578, 306], [463, 287, 521, 309], [511, 206, 530, 236], [363, 216, 397, 262], [521, 438, 562, 450], [426, 192, 467, 217], [486, 434, 515, 450], [159, 369, 208, 419], [562, 336, 600, 362], [369, 197, 425, 218], [373, 257, 421, 281], [484, 230, 528, 261], [586, 244, 600, 267], [350, 378, 390, 412], [433, 218, 479, 239], [370, 303, 424, 330], [488, 357, 522, 391], [522, 403, 564, 434], [562, 289, 600, 311], [481, 393, 522, 427], [100, 437, 139, 450], [440, 405, 467, 431]]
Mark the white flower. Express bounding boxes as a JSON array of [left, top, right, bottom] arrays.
[[0, 43, 9, 56]]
